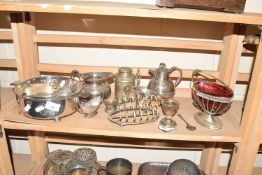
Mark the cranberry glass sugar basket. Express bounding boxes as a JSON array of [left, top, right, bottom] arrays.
[[191, 69, 234, 130]]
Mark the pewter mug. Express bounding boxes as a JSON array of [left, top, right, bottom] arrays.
[[148, 63, 182, 99], [97, 158, 132, 175]]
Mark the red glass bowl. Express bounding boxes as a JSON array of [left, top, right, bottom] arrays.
[[192, 81, 234, 116]]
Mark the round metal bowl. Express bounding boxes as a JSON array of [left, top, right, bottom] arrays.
[[71, 70, 114, 99], [12, 76, 82, 121], [167, 159, 201, 175]]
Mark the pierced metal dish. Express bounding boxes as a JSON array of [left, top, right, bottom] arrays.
[[11, 76, 82, 121]]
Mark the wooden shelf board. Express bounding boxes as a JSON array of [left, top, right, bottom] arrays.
[[36, 63, 250, 83], [0, 31, 12, 40], [34, 34, 223, 51], [0, 59, 16, 68], [1, 88, 242, 143], [0, 1, 262, 25]]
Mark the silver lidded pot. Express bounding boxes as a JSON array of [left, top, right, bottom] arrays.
[[148, 63, 182, 99], [115, 67, 136, 102], [71, 70, 114, 99]]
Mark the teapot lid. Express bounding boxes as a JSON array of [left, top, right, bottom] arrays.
[[157, 63, 169, 72]]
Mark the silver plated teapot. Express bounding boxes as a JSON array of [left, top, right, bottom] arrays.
[[148, 63, 182, 99]]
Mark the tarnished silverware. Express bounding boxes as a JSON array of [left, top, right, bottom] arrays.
[[177, 114, 196, 131], [158, 99, 179, 132]]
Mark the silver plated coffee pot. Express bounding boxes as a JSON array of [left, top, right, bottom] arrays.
[[148, 63, 182, 99]]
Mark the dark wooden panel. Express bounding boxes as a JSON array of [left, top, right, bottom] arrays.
[[156, 0, 246, 13]]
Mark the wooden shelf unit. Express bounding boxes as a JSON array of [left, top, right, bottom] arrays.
[[0, 1, 262, 175]]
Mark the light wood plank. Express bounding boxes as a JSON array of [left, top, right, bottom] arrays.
[[11, 13, 40, 80], [0, 59, 16, 68], [45, 135, 206, 150], [11, 12, 45, 165], [0, 1, 262, 25], [200, 143, 222, 175], [36, 63, 250, 82], [34, 34, 223, 51], [218, 24, 245, 89], [0, 125, 14, 175], [0, 87, 242, 143], [28, 131, 48, 163], [0, 31, 12, 40], [37, 63, 219, 79], [228, 31, 262, 175]]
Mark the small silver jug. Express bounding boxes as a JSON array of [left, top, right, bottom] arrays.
[[148, 63, 182, 99]]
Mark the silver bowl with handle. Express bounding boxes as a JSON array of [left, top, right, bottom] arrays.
[[11, 76, 83, 121]]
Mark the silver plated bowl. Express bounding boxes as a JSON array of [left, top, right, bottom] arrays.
[[11, 76, 82, 121]]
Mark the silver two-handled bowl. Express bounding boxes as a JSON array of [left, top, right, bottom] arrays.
[[11, 76, 83, 121]]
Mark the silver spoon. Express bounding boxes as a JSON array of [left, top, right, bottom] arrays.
[[177, 114, 196, 131]]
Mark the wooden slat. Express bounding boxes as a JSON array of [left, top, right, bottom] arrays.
[[45, 136, 206, 150], [0, 93, 242, 143], [36, 63, 250, 82], [11, 13, 40, 80], [36, 63, 218, 79], [218, 24, 245, 89], [28, 131, 48, 164], [228, 31, 262, 175], [0, 31, 12, 40], [0, 125, 14, 175], [34, 34, 223, 51], [0, 1, 262, 25], [200, 143, 219, 175], [0, 59, 16, 68]]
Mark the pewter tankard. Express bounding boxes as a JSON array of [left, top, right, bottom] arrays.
[[148, 63, 182, 99]]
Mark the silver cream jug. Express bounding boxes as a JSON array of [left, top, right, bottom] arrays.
[[148, 63, 182, 98]]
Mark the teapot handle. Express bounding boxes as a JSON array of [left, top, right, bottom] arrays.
[[169, 67, 183, 87]]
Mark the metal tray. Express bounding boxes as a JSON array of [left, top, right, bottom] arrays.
[[137, 162, 169, 175], [137, 162, 206, 175]]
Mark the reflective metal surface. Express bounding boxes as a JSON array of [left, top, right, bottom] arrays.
[[138, 162, 169, 175], [11, 76, 82, 121], [148, 63, 182, 99], [98, 158, 132, 175], [167, 159, 202, 175], [75, 95, 103, 118], [115, 67, 136, 102], [71, 70, 114, 99], [108, 86, 160, 126], [158, 99, 179, 132], [138, 161, 204, 175], [177, 114, 196, 131], [44, 148, 102, 175]]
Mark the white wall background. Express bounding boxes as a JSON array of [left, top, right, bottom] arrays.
[[1, 0, 262, 169]]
